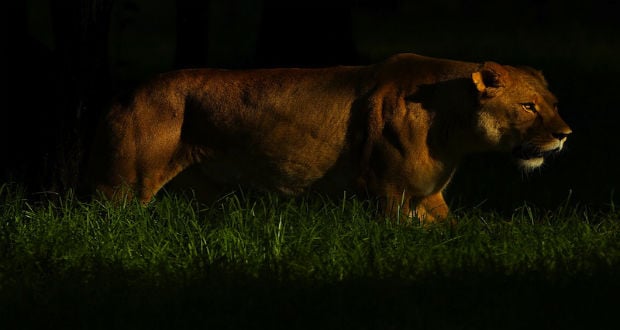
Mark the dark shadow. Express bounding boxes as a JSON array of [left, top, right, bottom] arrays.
[[256, 0, 359, 67], [405, 78, 479, 159], [175, 0, 210, 69], [4, 261, 618, 330]]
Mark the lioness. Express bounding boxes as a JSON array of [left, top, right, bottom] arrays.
[[89, 53, 571, 222]]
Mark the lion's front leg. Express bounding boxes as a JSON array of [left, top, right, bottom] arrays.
[[411, 193, 449, 223], [382, 191, 449, 224]]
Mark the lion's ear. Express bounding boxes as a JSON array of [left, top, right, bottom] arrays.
[[472, 62, 508, 97]]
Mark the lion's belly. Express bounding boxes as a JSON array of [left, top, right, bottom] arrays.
[[184, 91, 357, 196], [196, 143, 346, 195]]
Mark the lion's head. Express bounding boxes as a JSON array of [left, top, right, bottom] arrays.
[[471, 62, 572, 170]]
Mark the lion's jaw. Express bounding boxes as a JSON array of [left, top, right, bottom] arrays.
[[512, 137, 567, 171], [473, 106, 571, 172]]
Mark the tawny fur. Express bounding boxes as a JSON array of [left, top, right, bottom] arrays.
[[89, 53, 571, 222]]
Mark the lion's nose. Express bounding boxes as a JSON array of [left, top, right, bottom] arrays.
[[552, 130, 572, 141]]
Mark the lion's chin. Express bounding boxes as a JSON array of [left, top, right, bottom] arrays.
[[512, 145, 558, 171], [516, 157, 544, 171]]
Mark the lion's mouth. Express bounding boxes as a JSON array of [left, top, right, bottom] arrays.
[[512, 145, 559, 160]]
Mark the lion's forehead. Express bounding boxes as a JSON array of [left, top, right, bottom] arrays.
[[532, 89, 557, 106], [510, 71, 557, 107]]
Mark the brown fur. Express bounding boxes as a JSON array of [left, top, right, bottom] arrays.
[[89, 53, 571, 222]]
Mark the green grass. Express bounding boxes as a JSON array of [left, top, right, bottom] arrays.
[[1, 183, 619, 329]]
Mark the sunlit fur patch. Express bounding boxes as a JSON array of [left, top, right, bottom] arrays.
[[513, 143, 554, 171], [517, 157, 544, 171], [477, 112, 501, 144]]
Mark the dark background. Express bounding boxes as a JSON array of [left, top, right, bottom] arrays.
[[5, 0, 620, 214]]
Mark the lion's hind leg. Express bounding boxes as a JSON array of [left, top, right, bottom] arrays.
[[89, 128, 196, 205], [130, 143, 198, 204]]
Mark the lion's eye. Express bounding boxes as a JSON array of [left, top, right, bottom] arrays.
[[520, 103, 537, 113]]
